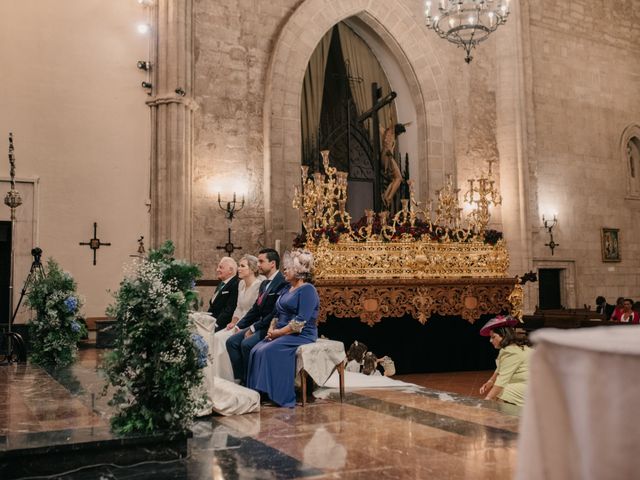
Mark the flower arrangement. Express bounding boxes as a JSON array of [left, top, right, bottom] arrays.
[[293, 214, 503, 247], [103, 240, 204, 434], [191, 333, 209, 368], [25, 259, 87, 368]]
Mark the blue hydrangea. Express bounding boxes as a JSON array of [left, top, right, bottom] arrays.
[[70, 320, 81, 333], [191, 333, 208, 368], [64, 296, 78, 312], [190, 280, 196, 289]]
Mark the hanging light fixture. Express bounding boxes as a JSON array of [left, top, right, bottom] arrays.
[[425, 0, 510, 63]]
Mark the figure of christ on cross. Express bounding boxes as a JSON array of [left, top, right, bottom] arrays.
[[379, 124, 403, 209], [357, 83, 408, 212]]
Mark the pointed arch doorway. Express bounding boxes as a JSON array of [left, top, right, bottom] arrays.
[[301, 21, 404, 215], [263, 0, 454, 247]]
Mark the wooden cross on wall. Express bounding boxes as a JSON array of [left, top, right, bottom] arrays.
[[79, 222, 111, 265]]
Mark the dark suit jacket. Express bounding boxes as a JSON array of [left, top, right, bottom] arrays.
[[597, 303, 615, 319], [236, 271, 289, 334], [208, 275, 239, 331]]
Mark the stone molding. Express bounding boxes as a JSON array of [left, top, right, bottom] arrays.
[[146, 95, 199, 111]]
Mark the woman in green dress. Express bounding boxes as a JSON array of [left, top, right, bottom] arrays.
[[479, 315, 532, 406]]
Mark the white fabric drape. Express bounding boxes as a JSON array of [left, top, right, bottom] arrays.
[[301, 28, 333, 161], [516, 326, 640, 480]]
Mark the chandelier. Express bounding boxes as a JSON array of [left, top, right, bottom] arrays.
[[425, 0, 510, 63]]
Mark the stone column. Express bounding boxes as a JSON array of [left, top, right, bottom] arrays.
[[147, 0, 196, 259], [495, 1, 535, 311]]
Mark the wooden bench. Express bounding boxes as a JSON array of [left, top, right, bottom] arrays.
[[524, 308, 609, 331]]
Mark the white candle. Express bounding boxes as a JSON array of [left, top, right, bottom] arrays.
[[275, 239, 281, 254]]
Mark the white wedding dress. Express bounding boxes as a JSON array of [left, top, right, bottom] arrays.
[[210, 276, 264, 381], [191, 314, 258, 416]]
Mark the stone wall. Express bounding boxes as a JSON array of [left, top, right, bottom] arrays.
[[526, 0, 640, 307], [191, 0, 500, 278], [192, 0, 295, 278]]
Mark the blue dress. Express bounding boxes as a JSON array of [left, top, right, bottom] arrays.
[[247, 283, 319, 407]]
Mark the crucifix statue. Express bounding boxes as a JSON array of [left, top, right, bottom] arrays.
[[357, 83, 403, 211], [379, 123, 406, 208]]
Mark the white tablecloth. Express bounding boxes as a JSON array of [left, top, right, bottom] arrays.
[[296, 338, 346, 386], [516, 326, 640, 480]]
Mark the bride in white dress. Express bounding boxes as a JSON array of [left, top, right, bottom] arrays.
[[212, 255, 265, 380], [193, 254, 265, 416]]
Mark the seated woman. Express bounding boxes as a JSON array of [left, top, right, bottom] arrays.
[[610, 298, 640, 324], [479, 315, 532, 407], [247, 249, 319, 407], [211, 254, 265, 381]]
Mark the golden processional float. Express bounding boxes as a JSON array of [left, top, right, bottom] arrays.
[[293, 151, 523, 326]]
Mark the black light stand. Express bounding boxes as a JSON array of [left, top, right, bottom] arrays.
[[2, 248, 45, 363], [2, 133, 26, 363]]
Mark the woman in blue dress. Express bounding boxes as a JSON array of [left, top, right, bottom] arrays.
[[247, 249, 319, 407]]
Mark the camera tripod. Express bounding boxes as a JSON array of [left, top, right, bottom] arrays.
[[1, 248, 45, 364]]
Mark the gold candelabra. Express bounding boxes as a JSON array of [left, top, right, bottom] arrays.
[[293, 150, 351, 242], [464, 159, 502, 234], [294, 150, 502, 245], [435, 174, 463, 230], [292, 150, 509, 279]]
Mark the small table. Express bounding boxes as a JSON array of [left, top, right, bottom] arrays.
[[516, 326, 640, 480], [296, 339, 346, 406]]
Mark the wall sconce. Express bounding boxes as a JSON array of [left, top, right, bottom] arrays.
[[218, 192, 245, 221], [141, 81, 152, 89], [542, 214, 559, 255], [137, 60, 151, 71], [216, 192, 245, 255], [136, 23, 151, 35], [175, 87, 186, 97]]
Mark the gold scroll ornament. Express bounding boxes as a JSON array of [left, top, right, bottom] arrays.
[[308, 237, 509, 280], [316, 278, 520, 326]]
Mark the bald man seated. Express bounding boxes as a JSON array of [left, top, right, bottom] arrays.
[[208, 257, 239, 331]]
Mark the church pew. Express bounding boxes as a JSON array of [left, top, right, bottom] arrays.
[[523, 311, 608, 331]]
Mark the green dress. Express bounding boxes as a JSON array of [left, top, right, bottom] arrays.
[[494, 344, 532, 406]]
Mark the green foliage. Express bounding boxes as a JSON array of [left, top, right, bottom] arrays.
[[26, 259, 87, 368], [103, 240, 204, 434]]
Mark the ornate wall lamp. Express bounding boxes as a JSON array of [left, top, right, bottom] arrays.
[[542, 214, 559, 255], [216, 192, 245, 255]]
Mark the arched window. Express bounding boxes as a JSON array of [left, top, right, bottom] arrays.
[[621, 124, 640, 198]]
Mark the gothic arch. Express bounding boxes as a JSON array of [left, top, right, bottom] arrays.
[[263, 0, 454, 245]]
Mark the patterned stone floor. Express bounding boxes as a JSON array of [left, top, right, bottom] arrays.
[[1, 349, 520, 479]]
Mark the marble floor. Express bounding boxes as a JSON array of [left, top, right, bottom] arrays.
[[1, 349, 521, 479]]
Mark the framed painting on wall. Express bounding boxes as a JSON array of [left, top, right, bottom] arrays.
[[601, 228, 621, 262]]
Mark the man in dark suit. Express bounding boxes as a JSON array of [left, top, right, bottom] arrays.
[[595, 296, 615, 319], [208, 257, 239, 331], [226, 248, 288, 385]]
